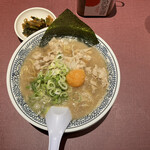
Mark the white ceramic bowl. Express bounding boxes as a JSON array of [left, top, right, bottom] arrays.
[[7, 28, 120, 132], [14, 7, 56, 40]]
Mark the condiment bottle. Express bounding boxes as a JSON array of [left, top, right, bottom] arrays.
[[77, 0, 116, 17]]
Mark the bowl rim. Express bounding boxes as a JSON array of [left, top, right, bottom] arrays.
[[14, 7, 56, 40], [7, 28, 120, 132]]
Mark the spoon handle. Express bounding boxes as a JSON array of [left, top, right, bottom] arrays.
[[48, 133, 63, 150]]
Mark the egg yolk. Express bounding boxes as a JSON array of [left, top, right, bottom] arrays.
[[66, 69, 85, 87]]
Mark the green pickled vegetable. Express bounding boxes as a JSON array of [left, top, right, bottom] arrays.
[[40, 9, 99, 47], [22, 15, 54, 37]]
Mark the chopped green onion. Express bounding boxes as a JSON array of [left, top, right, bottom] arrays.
[[58, 80, 68, 90], [60, 92, 68, 97], [47, 80, 55, 89], [54, 88, 62, 95], [49, 89, 55, 97], [28, 54, 70, 105]]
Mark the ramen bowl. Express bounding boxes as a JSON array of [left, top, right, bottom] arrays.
[[7, 28, 120, 133]]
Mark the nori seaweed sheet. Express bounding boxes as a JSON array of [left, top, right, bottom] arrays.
[[39, 9, 99, 47]]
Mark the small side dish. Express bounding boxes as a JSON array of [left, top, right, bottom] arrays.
[[14, 7, 56, 40]]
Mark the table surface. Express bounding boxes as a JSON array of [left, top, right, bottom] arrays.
[[1, 0, 150, 150]]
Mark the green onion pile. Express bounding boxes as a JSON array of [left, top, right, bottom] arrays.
[[28, 55, 70, 105]]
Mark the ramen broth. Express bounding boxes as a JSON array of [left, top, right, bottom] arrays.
[[20, 37, 108, 119]]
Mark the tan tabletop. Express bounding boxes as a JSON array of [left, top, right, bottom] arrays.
[[0, 0, 150, 150]]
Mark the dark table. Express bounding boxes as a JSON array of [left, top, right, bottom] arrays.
[[0, 0, 150, 150]]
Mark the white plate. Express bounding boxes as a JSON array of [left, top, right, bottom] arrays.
[[7, 28, 120, 132], [14, 7, 56, 40]]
